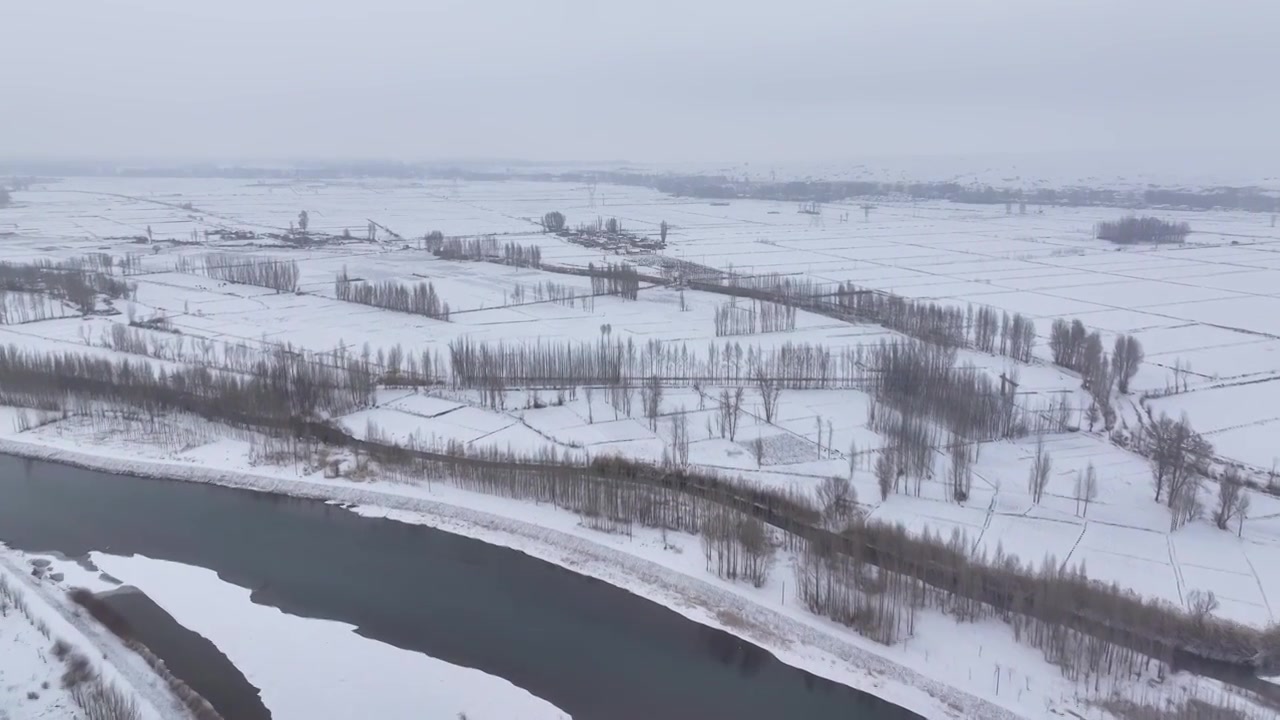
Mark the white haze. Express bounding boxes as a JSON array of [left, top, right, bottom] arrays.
[[4, 0, 1278, 173]]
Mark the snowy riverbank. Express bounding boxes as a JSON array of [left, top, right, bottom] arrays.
[[0, 430, 1090, 720]]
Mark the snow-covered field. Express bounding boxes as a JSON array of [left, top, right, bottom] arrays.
[[2, 177, 1280, 719]]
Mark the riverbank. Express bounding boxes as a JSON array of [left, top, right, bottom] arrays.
[[0, 547, 193, 720], [0, 432, 1039, 720]]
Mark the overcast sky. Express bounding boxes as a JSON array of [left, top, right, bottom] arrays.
[[4, 0, 1277, 166]]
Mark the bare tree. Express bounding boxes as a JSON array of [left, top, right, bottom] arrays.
[[298, 210, 309, 233], [754, 369, 782, 424], [641, 375, 663, 431], [816, 475, 856, 530], [1028, 436, 1052, 504], [948, 436, 972, 503], [1187, 589, 1219, 625], [670, 410, 690, 468], [659, 220, 669, 244], [716, 387, 744, 441], [1113, 335, 1145, 394], [1149, 413, 1211, 509], [1214, 469, 1250, 532], [1074, 462, 1098, 517], [751, 436, 764, 468], [1080, 331, 1104, 389], [875, 452, 895, 500]]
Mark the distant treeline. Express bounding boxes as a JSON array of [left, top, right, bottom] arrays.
[[1096, 216, 1192, 244], [10, 160, 1279, 212]]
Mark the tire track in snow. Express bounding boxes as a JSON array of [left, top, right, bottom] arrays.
[[1167, 536, 1187, 607], [1242, 550, 1275, 623]]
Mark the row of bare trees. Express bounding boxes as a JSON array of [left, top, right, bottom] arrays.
[[0, 290, 75, 324], [426, 234, 543, 268], [713, 297, 797, 336], [1049, 320, 1144, 394], [186, 254, 300, 293], [447, 336, 870, 390], [334, 267, 450, 320], [0, 341, 376, 424], [701, 272, 1036, 362], [1096, 216, 1192, 244], [587, 262, 640, 300]]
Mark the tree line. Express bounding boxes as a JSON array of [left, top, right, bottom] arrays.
[[179, 254, 300, 293], [333, 266, 451, 320], [588, 262, 641, 300], [447, 336, 870, 390], [427, 234, 543, 269], [695, 272, 1036, 362], [713, 297, 797, 336]]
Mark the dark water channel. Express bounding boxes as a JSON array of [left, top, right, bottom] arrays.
[[0, 455, 921, 720]]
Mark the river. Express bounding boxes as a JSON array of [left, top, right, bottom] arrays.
[[0, 454, 920, 720]]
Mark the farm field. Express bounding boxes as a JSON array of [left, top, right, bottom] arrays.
[[2, 176, 1279, 719], [2, 177, 1279, 621]]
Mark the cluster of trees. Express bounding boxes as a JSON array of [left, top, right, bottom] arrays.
[[865, 340, 1043, 444], [334, 267, 450, 320], [429, 234, 498, 260], [0, 258, 134, 316], [712, 297, 796, 336], [187, 254, 300, 293], [1096, 216, 1192, 244], [587, 262, 640, 300], [1147, 413, 1214, 530], [1139, 410, 1254, 537], [1049, 319, 1112, 399], [704, 273, 1035, 362], [1049, 318, 1145, 427], [701, 504, 775, 587], [541, 211, 566, 232]]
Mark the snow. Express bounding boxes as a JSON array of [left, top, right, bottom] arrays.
[[0, 549, 185, 720], [89, 553, 569, 720], [5, 176, 1280, 718]]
